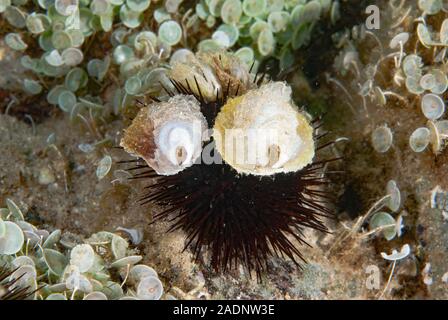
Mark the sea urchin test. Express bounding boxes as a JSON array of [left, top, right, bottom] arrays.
[[213, 82, 315, 176]]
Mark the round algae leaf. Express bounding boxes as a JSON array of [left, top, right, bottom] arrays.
[[61, 48, 84, 67], [113, 45, 134, 65], [119, 6, 143, 29], [441, 18, 448, 44], [110, 255, 142, 268], [129, 264, 158, 284], [235, 46, 255, 66], [249, 20, 270, 40], [96, 155, 112, 180], [65, 67, 88, 92], [258, 28, 275, 56], [386, 180, 401, 212], [221, 0, 243, 25], [0, 221, 24, 255], [369, 211, 397, 241], [417, 23, 433, 47], [0, 219, 5, 238], [55, 0, 78, 16], [268, 11, 290, 33], [405, 76, 425, 95], [70, 244, 95, 272], [52, 31, 73, 50], [134, 31, 158, 51], [45, 50, 64, 67], [84, 291, 108, 300], [420, 73, 436, 91], [243, 0, 267, 17], [389, 32, 409, 49], [0, 0, 11, 13], [5, 33, 28, 51], [4, 6, 27, 28], [418, 0, 443, 15], [436, 120, 448, 137], [46, 293, 67, 300], [421, 93, 445, 120], [26, 13, 51, 34], [217, 24, 239, 47], [58, 90, 77, 112], [212, 30, 231, 47], [43, 248, 68, 276], [403, 54, 423, 78], [23, 79, 43, 95], [126, 0, 151, 12], [170, 48, 194, 64], [371, 125, 393, 153], [12, 255, 35, 268], [409, 127, 430, 153], [429, 69, 448, 95], [137, 276, 164, 300], [158, 20, 182, 46], [111, 235, 128, 260]]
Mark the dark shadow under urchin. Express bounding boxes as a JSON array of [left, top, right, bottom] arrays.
[[120, 72, 337, 280]]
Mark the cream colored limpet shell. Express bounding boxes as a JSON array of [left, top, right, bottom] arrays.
[[213, 82, 315, 176], [120, 95, 209, 176]]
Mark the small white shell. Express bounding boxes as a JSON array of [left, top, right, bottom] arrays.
[[381, 244, 411, 261]]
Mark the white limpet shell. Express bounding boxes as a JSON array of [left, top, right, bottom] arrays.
[[381, 244, 411, 261], [213, 82, 315, 176], [409, 127, 431, 153], [120, 95, 209, 176], [421, 93, 445, 120]]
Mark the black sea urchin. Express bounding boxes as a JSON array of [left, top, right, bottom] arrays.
[[120, 52, 335, 278]]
